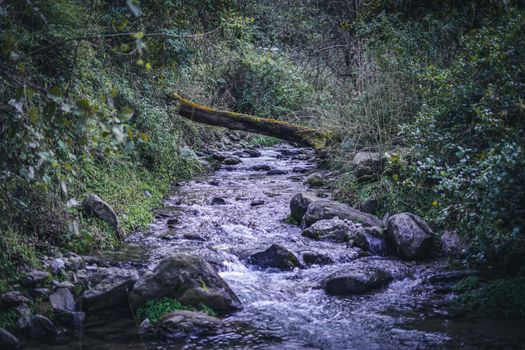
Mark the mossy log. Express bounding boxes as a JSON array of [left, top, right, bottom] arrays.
[[172, 92, 332, 149]]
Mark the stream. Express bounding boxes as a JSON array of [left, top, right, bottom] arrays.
[[26, 144, 525, 350]]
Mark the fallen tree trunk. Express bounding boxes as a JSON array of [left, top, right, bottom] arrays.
[[172, 92, 332, 149]]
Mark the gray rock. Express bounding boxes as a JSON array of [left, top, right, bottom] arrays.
[[211, 153, 226, 161], [358, 198, 381, 214], [252, 164, 272, 171], [440, 230, 468, 257], [54, 308, 85, 328], [130, 255, 241, 314], [292, 167, 309, 173], [352, 150, 383, 180], [349, 226, 389, 256], [250, 199, 265, 207], [322, 268, 392, 295], [158, 311, 221, 340], [304, 173, 324, 187], [211, 197, 227, 205], [30, 288, 50, 299], [0, 327, 20, 349], [223, 157, 241, 165], [386, 213, 433, 260], [49, 288, 75, 312], [20, 270, 49, 288], [138, 319, 156, 338], [49, 258, 65, 274], [302, 251, 334, 266], [267, 169, 287, 175], [249, 244, 300, 270], [83, 193, 122, 238], [28, 315, 57, 340], [289, 192, 319, 222], [0, 291, 29, 310], [302, 199, 382, 229], [427, 270, 479, 283], [302, 218, 350, 242], [243, 149, 262, 158], [64, 256, 85, 272], [81, 268, 139, 311], [13, 303, 32, 331], [183, 233, 206, 241]]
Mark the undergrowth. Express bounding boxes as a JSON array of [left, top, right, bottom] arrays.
[[136, 297, 217, 324]]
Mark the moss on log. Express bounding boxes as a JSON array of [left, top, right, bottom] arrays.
[[172, 92, 332, 149]]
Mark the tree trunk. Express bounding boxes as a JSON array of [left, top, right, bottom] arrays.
[[172, 92, 331, 149]]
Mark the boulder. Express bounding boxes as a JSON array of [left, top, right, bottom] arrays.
[[304, 173, 324, 187], [302, 218, 350, 242], [243, 149, 262, 158], [322, 268, 392, 295], [289, 192, 319, 223], [292, 167, 309, 173], [223, 157, 241, 165], [211, 197, 227, 205], [0, 327, 20, 349], [20, 270, 49, 288], [81, 268, 139, 311], [349, 226, 389, 256], [267, 169, 287, 175], [157, 311, 221, 340], [352, 150, 383, 180], [54, 308, 85, 329], [49, 258, 65, 274], [28, 315, 57, 340], [49, 288, 75, 312], [83, 194, 122, 238], [0, 292, 29, 310], [249, 244, 300, 270], [250, 200, 265, 207], [386, 213, 433, 260], [440, 230, 468, 257], [130, 255, 241, 314], [302, 200, 382, 229], [302, 251, 334, 266], [252, 165, 272, 171]]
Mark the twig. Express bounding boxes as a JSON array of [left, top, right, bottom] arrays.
[[22, 26, 222, 59]]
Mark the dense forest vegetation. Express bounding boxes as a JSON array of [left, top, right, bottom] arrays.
[[1, 0, 525, 336]]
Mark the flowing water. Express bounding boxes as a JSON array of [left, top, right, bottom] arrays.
[[26, 145, 525, 350]]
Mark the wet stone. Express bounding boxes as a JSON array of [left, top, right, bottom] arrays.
[[302, 251, 334, 266], [252, 165, 272, 171], [267, 169, 287, 175], [223, 157, 242, 165], [250, 199, 265, 207], [249, 244, 301, 270], [211, 197, 227, 205]]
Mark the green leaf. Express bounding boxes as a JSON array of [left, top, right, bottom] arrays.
[[112, 125, 125, 142], [28, 107, 39, 124], [131, 31, 144, 39], [119, 106, 134, 121], [48, 86, 64, 102]]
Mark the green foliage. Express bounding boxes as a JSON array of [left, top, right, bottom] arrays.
[[0, 309, 19, 330], [283, 214, 299, 226], [247, 135, 281, 147], [136, 297, 217, 324], [0, 228, 40, 293], [455, 277, 525, 318], [406, 9, 525, 270]]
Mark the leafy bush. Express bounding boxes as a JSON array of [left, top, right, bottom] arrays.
[[407, 10, 525, 270], [136, 297, 217, 324], [456, 277, 525, 318]]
